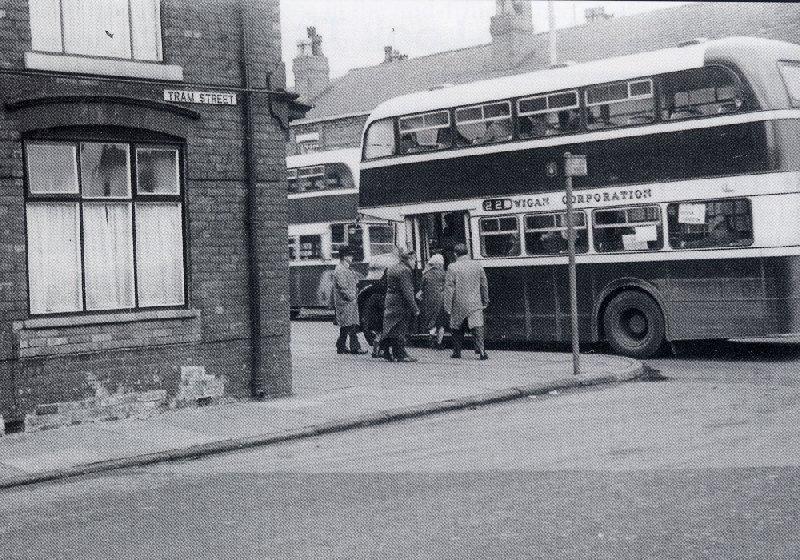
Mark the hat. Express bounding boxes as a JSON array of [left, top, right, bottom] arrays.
[[428, 254, 445, 266]]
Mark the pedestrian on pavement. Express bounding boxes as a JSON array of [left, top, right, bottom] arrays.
[[364, 269, 388, 358], [443, 243, 490, 360], [380, 248, 420, 362], [332, 246, 367, 355], [418, 253, 447, 349]]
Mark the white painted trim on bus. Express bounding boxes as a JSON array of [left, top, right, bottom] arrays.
[[362, 171, 800, 221], [289, 260, 336, 267], [288, 222, 331, 236], [361, 109, 800, 170], [291, 111, 370, 127], [294, 132, 320, 143], [287, 147, 361, 172], [364, 37, 800, 126], [288, 188, 358, 200], [477, 244, 800, 268]]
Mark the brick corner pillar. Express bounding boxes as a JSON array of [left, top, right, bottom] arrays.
[[240, 0, 292, 398]]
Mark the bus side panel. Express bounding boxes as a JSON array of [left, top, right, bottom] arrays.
[[660, 257, 771, 339], [763, 256, 800, 335], [483, 267, 529, 340], [289, 264, 336, 310]]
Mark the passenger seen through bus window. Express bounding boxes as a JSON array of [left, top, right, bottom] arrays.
[[667, 199, 753, 249]]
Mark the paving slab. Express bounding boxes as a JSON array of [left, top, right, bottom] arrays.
[[0, 321, 641, 488]]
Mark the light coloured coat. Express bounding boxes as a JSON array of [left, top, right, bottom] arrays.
[[332, 262, 360, 327], [443, 255, 489, 330]]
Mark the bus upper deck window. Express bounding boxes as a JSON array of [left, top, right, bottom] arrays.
[[455, 101, 512, 146], [324, 163, 354, 191], [518, 90, 580, 139], [661, 66, 744, 120], [586, 79, 655, 130], [667, 198, 753, 249], [524, 211, 588, 255], [779, 62, 800, 108], [296, 165, 324, 192], [479, 216, 521, 258], [593, 205, 663, 252], [398, 110, 452, 154], [364, 118, 396, 159]]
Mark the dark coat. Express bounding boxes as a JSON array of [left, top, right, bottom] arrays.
[[383, 261, 419, 338], [419, 266, 446, 331], [332, 263, 360, 327]]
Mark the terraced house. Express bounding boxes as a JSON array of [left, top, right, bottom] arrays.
[[0, 0, 306, 433]]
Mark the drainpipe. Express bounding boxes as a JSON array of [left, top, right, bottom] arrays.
[[239, 1, 264, 398]]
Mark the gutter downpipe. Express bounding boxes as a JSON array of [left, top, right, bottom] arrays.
[[239, 1, 264, 399]]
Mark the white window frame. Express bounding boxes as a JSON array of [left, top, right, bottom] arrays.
[[28, 0, 164, 62], [479, 215, 521, 258], [24, 139, 186, 315], [398, 110, 451, 134], [586, 78, 654, 107], [455, 101, 511, 125], [517, 90, 580, 116]]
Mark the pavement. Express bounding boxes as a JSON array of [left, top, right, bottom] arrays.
[[0, 321, 642, 489]]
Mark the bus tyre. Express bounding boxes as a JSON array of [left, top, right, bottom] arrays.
[[603, 291, 665, 358]]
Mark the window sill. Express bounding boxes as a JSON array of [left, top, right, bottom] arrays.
[[13, 308, 201, 359], [24, 52, 184, 82], [18, 308, 200, 331]]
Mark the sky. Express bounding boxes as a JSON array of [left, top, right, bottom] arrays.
[[280, 1, 688, 87]]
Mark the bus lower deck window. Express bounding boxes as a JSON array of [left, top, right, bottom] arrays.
[[667, 198, 753, 249], [479, 216, 520, 257], [368, 224, 395, 256], [593, 205, 663, 252], [524, 212, 588, 255], [298, 235, 323, 260], [288, 237, 298, 260]]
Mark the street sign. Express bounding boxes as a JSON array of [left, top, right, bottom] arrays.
[[564, 154, 588, 177], [163, 90, 238, 105]]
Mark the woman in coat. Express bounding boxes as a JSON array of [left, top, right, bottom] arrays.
[[332, 246, 366, 354], [418, 253, 447, 349], [380, 249, 420, 362]]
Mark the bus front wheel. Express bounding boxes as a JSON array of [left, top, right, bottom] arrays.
[[602, 291, 665, 358]]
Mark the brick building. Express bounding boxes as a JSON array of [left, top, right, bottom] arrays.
[[0, 0, 306, 432], [288, 1, 800, 155]]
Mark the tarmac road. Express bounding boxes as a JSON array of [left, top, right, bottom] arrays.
[[2, 339, 799, 559]]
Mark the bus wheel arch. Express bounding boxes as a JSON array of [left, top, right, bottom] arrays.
[[595, 281, 671, 358]]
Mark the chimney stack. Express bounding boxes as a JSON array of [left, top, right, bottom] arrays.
[[291, 26, 330, 102], [489, 0, 534, 70], [383, 45, 408, 63]]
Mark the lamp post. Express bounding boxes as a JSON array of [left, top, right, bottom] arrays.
[[563, 152, 587, 375]]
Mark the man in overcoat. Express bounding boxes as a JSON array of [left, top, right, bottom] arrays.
[[443, 243, 490, 360], [332, 246, 366, 354], [380, 248, 420, 362]]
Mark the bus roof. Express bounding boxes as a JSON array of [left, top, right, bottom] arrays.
[[364, 37, 799, 127], [286, 147, 361, 171]]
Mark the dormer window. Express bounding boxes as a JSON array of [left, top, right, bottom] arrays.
[[29, 0, 163, 61]]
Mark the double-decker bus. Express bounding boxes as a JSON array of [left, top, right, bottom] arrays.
[[359, 37, 800, 357], [287, 148, 398, 317]]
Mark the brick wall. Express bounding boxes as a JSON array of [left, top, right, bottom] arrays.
[[0, 0, 292, 424]]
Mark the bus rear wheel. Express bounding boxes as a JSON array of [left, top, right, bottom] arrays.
[[603, 291, 665, 358]]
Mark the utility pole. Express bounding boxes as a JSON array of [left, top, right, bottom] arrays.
[[563, 152, 587, 376], [548, 0, 557, 66]]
